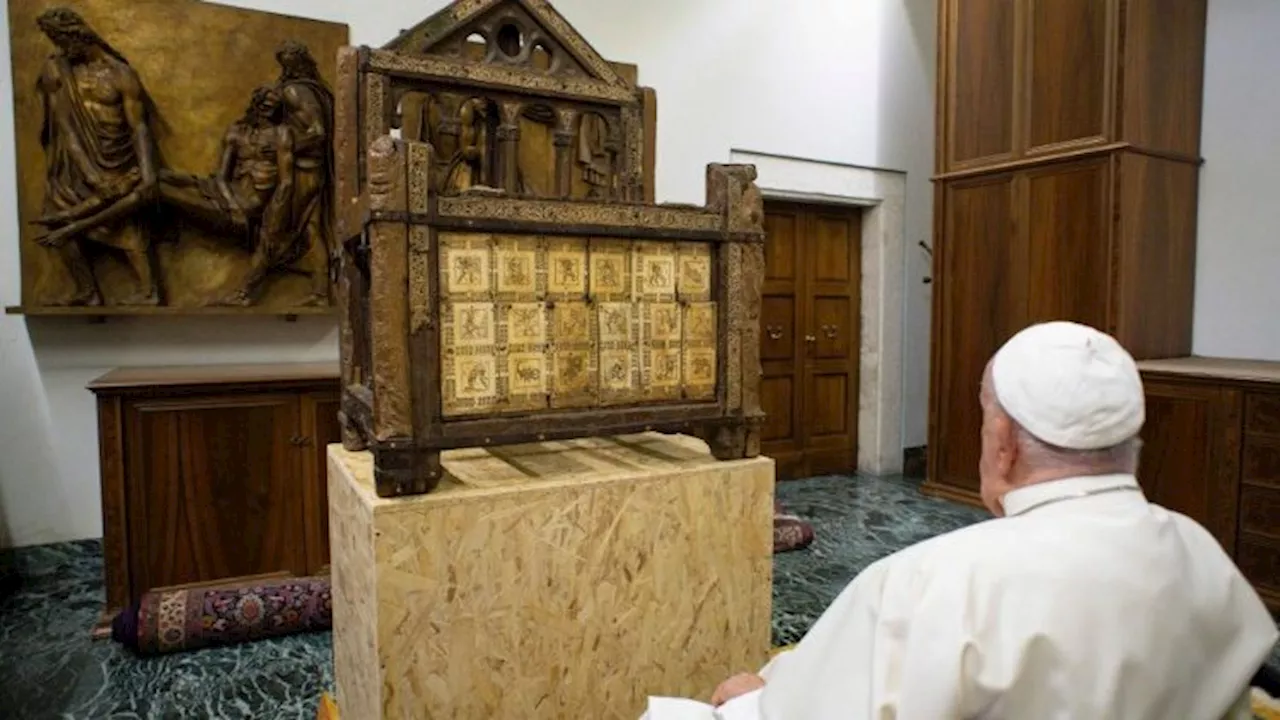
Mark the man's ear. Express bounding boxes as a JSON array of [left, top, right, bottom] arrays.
[[993, 414, 1019, 476]]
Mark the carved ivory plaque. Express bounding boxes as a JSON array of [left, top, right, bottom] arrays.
[[439, 233, 717, 418]]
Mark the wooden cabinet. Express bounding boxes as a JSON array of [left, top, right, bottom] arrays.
[[927, 0, 1208, 504], [1137, 358, 1280, 612], [939, 0, 1206, 173], [760, 202, 861, 480], [90, 363, 341, 617]]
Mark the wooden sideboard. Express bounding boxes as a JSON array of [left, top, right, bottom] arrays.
[[89, 363, 341, 617], [1138, 357, 1280, 611]]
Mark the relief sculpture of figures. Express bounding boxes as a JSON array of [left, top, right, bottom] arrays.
[[156, 85, 292, 303], [32, 7, 162, 306], [160, 41, 335, 306], [442, 97, 489, 193], [9, 2, 347, 313], [577, 112, 613, 198], [219, 41, 334, 306]]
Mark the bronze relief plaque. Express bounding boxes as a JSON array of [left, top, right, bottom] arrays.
[[7, 0, 348, 312]]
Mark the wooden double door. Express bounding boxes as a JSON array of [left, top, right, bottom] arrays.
[[759, 202, 861, 480]]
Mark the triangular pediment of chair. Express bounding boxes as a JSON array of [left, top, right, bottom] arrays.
[[383, 0, 631, 89]]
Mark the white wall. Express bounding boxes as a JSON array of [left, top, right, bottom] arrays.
[[876, 0, 936, 449], [1193, 0, 1280, 359], [0, 0, 938, 547]]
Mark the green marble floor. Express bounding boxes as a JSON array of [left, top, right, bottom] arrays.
[[0, 474, 1275, 718]]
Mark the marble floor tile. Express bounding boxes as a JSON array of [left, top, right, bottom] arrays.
[[0, 475, 1274, 718]]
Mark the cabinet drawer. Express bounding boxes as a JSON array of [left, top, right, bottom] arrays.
[[1236, 535, 1280, 594], [1242, 436, 1280, 489], [1240, 485, 1280, 540], [1245, 392, 1280, 437]]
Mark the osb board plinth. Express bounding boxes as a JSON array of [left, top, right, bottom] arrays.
[[328, 434, 775, 720]]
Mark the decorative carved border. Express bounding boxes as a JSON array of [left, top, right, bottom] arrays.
[[385, 0, 628, 90], [436, 196, 722, 233], [520, 0, 629, 88], [364, 49, 636, 105]]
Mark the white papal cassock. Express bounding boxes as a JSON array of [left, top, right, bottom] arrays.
[[646, 473, 1277, 720]]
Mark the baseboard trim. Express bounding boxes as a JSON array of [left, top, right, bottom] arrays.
[[902, 445, 927, 478], [920, 480, 985, 510]]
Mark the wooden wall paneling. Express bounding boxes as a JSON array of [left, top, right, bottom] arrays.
[[926, 174, 1023, 500], [1138, 379, 1242, 553], [1112, 152, 1198, 359], [802, 208, 861, 477], [1118, 0, 1209, 157], [943, 0, 1019, 170], [1023, 0, 1115, 155], [1023, 156, 1112, 328], [761, 206, 806, 479]]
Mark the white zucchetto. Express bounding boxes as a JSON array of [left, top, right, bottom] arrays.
[[991, 321, 1145, 450]]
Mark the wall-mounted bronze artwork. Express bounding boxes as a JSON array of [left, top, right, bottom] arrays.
[[5, 0, 348, 315], [335, 0, 766, 497]]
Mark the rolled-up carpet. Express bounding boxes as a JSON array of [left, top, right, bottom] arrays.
[[112, 576, 332, 655], [773, 502, 815, 554]]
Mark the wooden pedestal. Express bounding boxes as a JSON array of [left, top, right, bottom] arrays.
[[328, 433, 775, 720]]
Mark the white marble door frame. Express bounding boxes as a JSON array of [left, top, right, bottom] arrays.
[[729, 149, 905, 475]]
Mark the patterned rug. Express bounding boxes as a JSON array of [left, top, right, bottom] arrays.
[[112, 576, 332, 655]]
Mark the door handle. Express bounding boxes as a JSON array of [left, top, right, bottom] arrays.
[[766, 325, 783, 340], [822, 324, 838, 340], [804, 334, 816, 343]]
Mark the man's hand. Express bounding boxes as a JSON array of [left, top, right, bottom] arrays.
[[137, 177, 159, 203], [711, 673, 765, 707], [36, 225, 74, 248]]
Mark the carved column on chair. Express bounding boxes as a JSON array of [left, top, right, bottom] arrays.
[[554, 107, 579, 199], [497, 100, 522, 194]]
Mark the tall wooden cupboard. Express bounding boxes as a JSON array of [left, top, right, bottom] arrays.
[[925, 0, 1209, 504]]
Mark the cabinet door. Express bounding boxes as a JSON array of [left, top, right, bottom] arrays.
[[943, 0, 1019, 170], [1024, 0, 1114, 154], [801, 208, 861, 477], [300, 391, 343, 575], [1023, 156, 1112, 329], [1139, 378, 1241, 553], [1239, 391, 1280, 610], [125, 394, 306, 593], [928, 175, 1024, 499]]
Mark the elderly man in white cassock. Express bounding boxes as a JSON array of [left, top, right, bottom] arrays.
[[644, 321, 1278, 720]]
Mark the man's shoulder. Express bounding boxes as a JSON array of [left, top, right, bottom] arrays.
[[37, 54, 63, 82], [872, 519, 1010, 575], [281, 81, 318, 100], [103, 58, 142, 90]]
